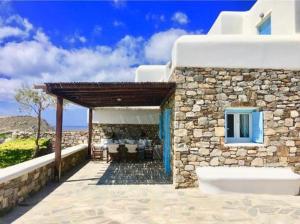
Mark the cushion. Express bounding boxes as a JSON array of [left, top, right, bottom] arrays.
[[118, 139, 125, 144], [100, 138, 112, 145], [125, 139, 136, 144]]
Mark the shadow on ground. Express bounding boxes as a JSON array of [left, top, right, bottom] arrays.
[[96, 161, 172, 185], [2, 160, 172, 223], [0, 161, 88, 223]]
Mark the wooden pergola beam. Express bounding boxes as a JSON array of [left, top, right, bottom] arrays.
[[55, 96, 63, 182], [35, 82, 177, 175], [42, 82, 176, 108]]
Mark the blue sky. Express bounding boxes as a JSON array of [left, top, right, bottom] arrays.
[[0, 0, 255, 128]]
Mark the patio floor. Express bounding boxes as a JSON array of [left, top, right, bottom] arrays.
[[2, 161, 300, 224]]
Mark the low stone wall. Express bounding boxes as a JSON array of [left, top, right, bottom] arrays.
[[0, 145, 87, 215], [14, 125, 160, 149], [13, 131, 88, 149], [61, 148, 87, 175], [13, 124, 160, 149], [92, 124, 159, 143], [171, 67, 300, 188]]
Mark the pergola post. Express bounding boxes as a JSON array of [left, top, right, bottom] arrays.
[[87, 108, 93, 159], [55, 96, 63, 181]]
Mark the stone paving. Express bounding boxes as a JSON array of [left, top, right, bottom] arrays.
[[1, 161, 300, 224]]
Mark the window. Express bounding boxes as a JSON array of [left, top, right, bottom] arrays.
[[257, 16, 271, 35], [225, 108, 263, 144]]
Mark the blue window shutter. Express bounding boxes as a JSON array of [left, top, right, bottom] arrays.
[[252, 111, 264, 143]]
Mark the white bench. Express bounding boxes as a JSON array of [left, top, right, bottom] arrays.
[[196, 167, 300, 195]]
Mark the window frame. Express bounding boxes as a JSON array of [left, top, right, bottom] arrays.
[[225, 112, 252, 143], [257, 12, 272, 35]]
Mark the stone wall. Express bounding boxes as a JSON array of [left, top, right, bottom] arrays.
[[14, 125, 159, 147], [61, 148, 87, 175], [13, 131, 88, 149], [171, 67, 300, 188], [0, 163, 53, 215], [0, 147, 87, 214], [92, 124, 159, 143]]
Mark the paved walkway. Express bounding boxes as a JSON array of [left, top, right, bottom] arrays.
[[1, 161, 300, 224]]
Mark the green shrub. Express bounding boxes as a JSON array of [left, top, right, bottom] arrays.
[[0, 138, 51, 168], [0, 133, 8, 139]]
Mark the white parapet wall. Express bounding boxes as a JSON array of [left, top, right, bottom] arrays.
[[171, 35, 300, 71], [93, 107, 160, 124], [209, 12, 246, 35], [134, 0, 300, 83], [0, 144, 87, 213], [0, 144, 87, 184], [135, 65, 170, 82], [209, 0, 299, 35]]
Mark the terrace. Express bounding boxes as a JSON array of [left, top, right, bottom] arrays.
[[1, 81, 300, 221], [2, 161, 300, 223], [39, 82, 176, 181], [0, 82, 176, 214]]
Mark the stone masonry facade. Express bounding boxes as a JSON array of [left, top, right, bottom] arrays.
[[92, 124, 159, 143], [15, 125, 160, 149], [0, 148, 87, 214], [171, 67, 300, 188], [13, 131, 88, 149]]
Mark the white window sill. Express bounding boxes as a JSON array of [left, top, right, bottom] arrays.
[[224, 143, 265, 147]]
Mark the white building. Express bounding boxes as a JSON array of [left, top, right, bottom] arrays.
[[93, 0, 300, 129], [136, 0, 300, 83]]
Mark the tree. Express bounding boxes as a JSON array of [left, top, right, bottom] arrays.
[[15, 86, 55, 157]]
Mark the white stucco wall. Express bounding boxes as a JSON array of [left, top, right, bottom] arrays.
[[172, 35, 300, 70], [209, 0, 299, 35], [92, 107, 159, 124], [209, 12, 245, 35], [135, 65, 168, 82], [135, 0, 300, 82]]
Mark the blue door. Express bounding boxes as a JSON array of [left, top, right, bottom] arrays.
[[163, 109, 171, 176]]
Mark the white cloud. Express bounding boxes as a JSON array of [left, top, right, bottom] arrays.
[[34, 30, 49, 44], [0, 1, 13, 16], [78, 36, 86, 43], [0, 79, 22, 100], [0, 13, 194, 102], [112, 0, 126, 8], [145, 13, 165, 23], [113, 20, 124, 27], [0, 26, 27, 40], [144, 28, 187, 63], [0, 15, 33, 41], [172, 12, 189, 25], [65, 33, 87, 44], [0, 24, 144, 100], [6, 15, 33, 32]]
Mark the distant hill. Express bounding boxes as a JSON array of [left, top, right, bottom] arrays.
[[0, 116, 53, 133]]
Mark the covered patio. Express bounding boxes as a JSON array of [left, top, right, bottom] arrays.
[[38, 82, 176, 181]]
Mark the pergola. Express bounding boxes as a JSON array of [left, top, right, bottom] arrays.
[[38, 82, 176, 180]]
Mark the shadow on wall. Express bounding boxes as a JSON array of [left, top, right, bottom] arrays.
[[96, 161, 172, 185]]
